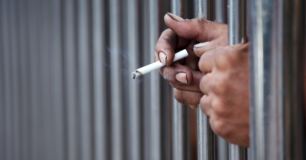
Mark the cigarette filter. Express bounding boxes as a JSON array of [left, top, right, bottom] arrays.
[[131, 49, 188, 79]]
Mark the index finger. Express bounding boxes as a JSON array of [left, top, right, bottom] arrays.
[[155, 29, 190, 66]]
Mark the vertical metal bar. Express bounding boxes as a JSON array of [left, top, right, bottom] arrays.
[[0, 0, 5, 159], [140, 0, 151, 159], [8, 0, 21, 159], [110, 0, 123, 159], [227, 0, 247, 159], [149, 0, 161, 159], [196, 0, 215, 160], [228, 0, 246, 44], [215, 0, 227, 24], [250, 0, 306, 159], [77, 0, 92, 159], [249, 0, 277, 159], [282, 0, 305, 159], [18, 0, 31, 159], [50, 0, 65, 159], [127, 0, 141, 159], [41, 0, 52, 159], [2, 0, 13, 159], [171, 1, 188, 160], [214, 0, 229, 159], [63, 0, 80, 160], [27, 0, 41, 159], [92, 0, 107, 160]]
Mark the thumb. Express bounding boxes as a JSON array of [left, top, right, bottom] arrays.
[[164, 12, 227, 42]]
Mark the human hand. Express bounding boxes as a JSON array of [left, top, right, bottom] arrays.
[[155, 13, 228, 108], [195, 43, 250, 147]]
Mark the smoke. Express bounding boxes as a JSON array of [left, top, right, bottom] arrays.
[[106, 46, 143, 85]]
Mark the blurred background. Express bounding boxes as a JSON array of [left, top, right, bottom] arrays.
[[0, 0, 227, 160]]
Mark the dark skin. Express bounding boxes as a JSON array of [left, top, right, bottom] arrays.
[[155, 13, 250, 146]]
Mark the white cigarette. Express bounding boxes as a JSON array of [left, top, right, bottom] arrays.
[[131, 49, 188, 79]]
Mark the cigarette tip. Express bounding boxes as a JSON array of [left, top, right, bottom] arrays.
[[131, 71, 142, 79]]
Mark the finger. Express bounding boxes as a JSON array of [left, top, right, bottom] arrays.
[[193, 36, 228, 57], [199, 94, 213, 116], [164, 13, 227, 42], [159, 63, 193, 84], [199, 73, 213, 94], [198, 49, 215, 74], [174, 89, 203, 105], [155, 29, 190, 66], [169, 70, 203, 92], [189, 105, 198, 110], [209, 116, 231, 140]]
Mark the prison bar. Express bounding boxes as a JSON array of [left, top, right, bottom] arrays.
[[196, 0, 216, 160], [249, 0, 306, 159], [149, 0, 162, 159], [171, 0, 189, 160], [127, 0, 141, 159], [92, 0, 107, 159], [110, 0, 124, 159], [228, 0, 248, 159], [63, 0, 80, 159], [214, 0, 230, 159]]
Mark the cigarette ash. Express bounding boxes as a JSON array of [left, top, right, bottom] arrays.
[[131, 71, 142, 79]]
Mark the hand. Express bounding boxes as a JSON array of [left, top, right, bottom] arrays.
[[195, 43, 250, 147], [155, 13, 228, 108]]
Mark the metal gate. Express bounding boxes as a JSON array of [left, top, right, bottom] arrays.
[[0, 0, 305, 160]]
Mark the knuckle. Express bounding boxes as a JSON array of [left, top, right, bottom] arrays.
[[210, 75, 227, 94], [215, 49, 232, 70], [211, 99, 228, 117], [211, 118, 230, 138], [174, 90, 186, 104], [200, 95, 210, 115]]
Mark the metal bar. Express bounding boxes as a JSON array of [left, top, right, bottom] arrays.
[[92, 0, 107, 160], [8, 0, 21, 159], [227, 0, 247, 159], [0, 1, 5, 159], [196, 0, 215, 160], [228, 0, 246, 44], [2, 0, 14, 159], [149, 0, 161, 159], [110, 0, 123, 159], [27, 0, 41, 159], [63, 0, 80, 160], [127, 0, 141, 159], [140, 0, 151, 159], [40, 0, 52, 159], [171, 1, 188, 160], [250, 0, 306, 159], [77, 0, 92, 159], [214, 0, 229, 159], [50, 0, 65, 159], [18, 0, 31, 159], [249, 0, 279, 159], [215, 0, 227, 24]]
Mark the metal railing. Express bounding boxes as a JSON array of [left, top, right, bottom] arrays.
[[0, 0, 305, 160]]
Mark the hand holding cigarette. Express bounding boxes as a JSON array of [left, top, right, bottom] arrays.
[[131, 49, 188, 79]]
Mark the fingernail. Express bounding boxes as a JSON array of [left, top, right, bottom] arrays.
[[175, 73, 188, 84], [159, 52, 167, 65], [155, 52, 158, 58], [189, 105, 198, 110], [194, 42, 210, 49], [167, 12, 185, 22]]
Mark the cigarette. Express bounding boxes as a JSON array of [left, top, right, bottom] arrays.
[[131, 49, 188, 79]]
